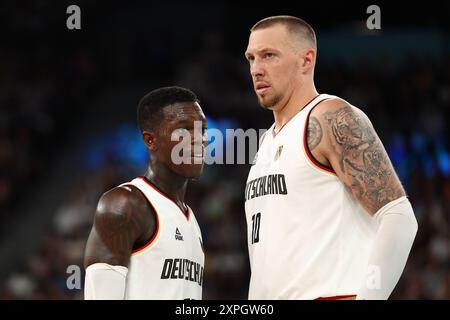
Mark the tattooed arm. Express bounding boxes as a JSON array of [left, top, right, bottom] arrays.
[[83, 186, 156, 299], [308, 99, 405, 215], [308, 99, 418, 299]]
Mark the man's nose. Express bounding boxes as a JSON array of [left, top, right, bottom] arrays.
[[250, 59, 264, 78]]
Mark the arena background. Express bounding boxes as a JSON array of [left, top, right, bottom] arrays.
[[0, 1, 448, 299]]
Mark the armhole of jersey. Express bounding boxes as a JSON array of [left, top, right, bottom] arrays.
[[303, 99, 337, 175], [123, 184, 160, 255]]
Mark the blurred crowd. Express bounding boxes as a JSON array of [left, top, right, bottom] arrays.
[[0, 2, 448, 300], [0, 3, 100, 226]]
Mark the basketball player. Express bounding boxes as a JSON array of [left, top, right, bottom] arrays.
[[84, 86, 207, 299], [244, 16, 418, 300]]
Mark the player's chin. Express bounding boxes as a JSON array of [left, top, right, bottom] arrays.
[[258, 96, 275, 110], [182, 162, 204, 179], [186, 167, 204, 180]]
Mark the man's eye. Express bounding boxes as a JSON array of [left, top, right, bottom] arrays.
[[265, 53, 274, 59]]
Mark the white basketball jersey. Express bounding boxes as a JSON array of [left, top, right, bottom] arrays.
[[121, 177, 204, 300], [245, 94, 379, 300]]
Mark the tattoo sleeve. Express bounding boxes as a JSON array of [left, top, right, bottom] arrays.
[[322, 105, 405, 214]]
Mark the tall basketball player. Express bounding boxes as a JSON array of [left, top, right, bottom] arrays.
[[244, 16, 418, 299], [84, 86, 207, 299]]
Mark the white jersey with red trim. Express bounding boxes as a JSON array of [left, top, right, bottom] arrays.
[[245, 94, 379, 300], [120, 177, 204, 300]]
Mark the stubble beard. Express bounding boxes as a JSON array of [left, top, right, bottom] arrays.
[[258, 92, 282, 110]]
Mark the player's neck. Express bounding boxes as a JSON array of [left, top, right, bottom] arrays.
[[144, 166, 188, 209], [273, 85, 318, 134]]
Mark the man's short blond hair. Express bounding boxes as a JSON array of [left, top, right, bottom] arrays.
[[251, 15, 317, 51]]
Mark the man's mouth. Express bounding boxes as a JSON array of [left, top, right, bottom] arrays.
[[255, 83, 270, 95], [191, 145, 204, 162], [192, 153, 203, 158]]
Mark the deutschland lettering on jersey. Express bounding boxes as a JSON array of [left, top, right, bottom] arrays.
[[245, 174, 288, 201], [160, 258, 204, 286]]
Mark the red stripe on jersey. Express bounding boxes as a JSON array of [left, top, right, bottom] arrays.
[[131, 193, 160, 254], [303, 98, 337, 175]]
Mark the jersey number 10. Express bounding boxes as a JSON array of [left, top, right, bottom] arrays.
[[251, 212, 261, 244]]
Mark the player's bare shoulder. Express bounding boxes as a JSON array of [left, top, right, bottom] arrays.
[[84, 184, 153, 267], [309, 97, 374, 155], [95, 185, 150, 229], [310, 97, 405, 215]]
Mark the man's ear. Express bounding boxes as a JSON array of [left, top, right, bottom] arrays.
[[142, 131, 157, 151], [301, 48, 316, 73]]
